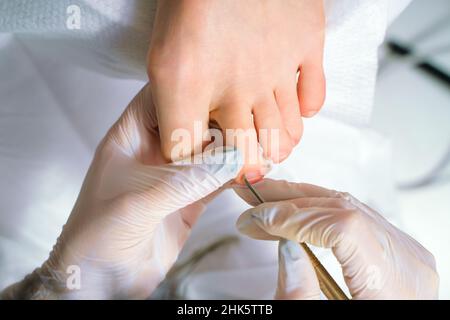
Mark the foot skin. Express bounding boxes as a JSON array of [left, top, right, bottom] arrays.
[[147, 0, 326, 173]]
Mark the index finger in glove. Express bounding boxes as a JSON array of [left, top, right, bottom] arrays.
[[236, 197, 357, 246], [128, 147, 243, 220]]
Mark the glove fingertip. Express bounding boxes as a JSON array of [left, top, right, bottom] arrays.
[[279, 239, 305, 261], [276, 239, 321, 300], [206, 146, 244, 184], [236, 210, 280, 241]]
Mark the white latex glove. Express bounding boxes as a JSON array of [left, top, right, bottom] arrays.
[[1, 84, 242, 299], [235, 179, 439, 299]]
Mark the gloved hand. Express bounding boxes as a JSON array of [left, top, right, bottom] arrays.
[[235, 179, 439, 299], [1, 84, 242, 299]]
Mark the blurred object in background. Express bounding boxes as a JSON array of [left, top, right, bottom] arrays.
[[372, 0, 450, 298]]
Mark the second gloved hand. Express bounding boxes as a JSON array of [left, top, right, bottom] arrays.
[[235, 179, 439, 299]]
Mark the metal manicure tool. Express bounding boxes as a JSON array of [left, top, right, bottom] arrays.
[[243, 176, 349, 300]]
